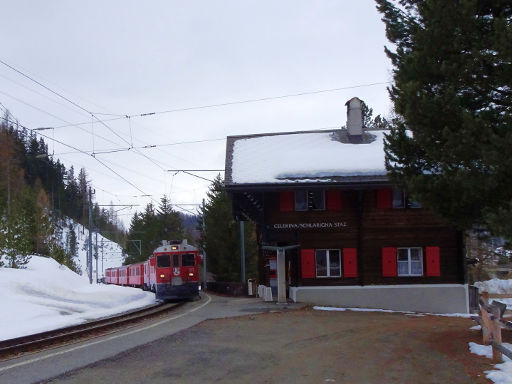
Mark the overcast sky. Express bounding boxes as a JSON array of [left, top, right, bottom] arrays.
[[0, 0, 393, 226]]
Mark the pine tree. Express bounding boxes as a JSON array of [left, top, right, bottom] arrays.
[[77, 168, 89, 224], [376, 0, 512, 237], [155, 195, 183, 242], [199, 175, 258, 282], [65, 166, 80, 219], [66, 222, 78, 258], [1, 189, 34, 268], [124, 212, 145, 264]]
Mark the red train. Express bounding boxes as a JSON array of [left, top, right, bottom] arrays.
[[104, 239, 201, 301]]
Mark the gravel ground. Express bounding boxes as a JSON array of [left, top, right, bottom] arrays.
[[44, 307, 499, 384]]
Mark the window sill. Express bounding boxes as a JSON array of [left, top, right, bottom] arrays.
[[397, 274, 424, 277]]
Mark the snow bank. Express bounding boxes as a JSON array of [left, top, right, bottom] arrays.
[[474, 279, 512, 294], [469, 342, 512, 384], [0, 256, 155, 341], [314, 306, 412, 314], [313, 306, 471, 317]]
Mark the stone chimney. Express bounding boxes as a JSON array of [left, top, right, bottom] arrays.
[[345, 97, 363, 138]]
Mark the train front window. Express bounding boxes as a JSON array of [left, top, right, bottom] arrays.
[[157, 255, 171, 268], [173, 254, 180, 267], [182, 253, 195, 267]]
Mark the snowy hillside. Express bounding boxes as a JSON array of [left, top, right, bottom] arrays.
[[59, 218, 126, 280], [0, 256, 155, 341]]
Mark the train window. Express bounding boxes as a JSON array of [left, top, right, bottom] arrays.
[[173, 254, 180, 267], [182, 253, 195, 267], [157, 255, 171, 268]]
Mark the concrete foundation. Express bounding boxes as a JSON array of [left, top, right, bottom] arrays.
[[289, 284, 469, 314]]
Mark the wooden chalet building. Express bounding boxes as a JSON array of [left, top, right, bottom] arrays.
[[224, 97, 468, 313]]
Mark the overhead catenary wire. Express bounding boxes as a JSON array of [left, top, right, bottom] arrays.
[[6, 106, 205, 216], [0, 58, 174, 172], [0, 113, 196, 215], [1, 110, 200, 215], [51, 137, 227, 156], [25, 81, 390, 132], [0, 72, 93, 119], [1, 61, 385, 172], [0, 59, 129, 146], [0, 90, 133, 149]]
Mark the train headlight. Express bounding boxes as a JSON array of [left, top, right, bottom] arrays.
[[188, 272, 194, 276], [159, 274, 165, 278]]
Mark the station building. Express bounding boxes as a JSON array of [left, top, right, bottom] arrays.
[[224, 97, 468, 313]]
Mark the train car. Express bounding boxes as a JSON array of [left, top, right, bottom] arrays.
[[128, 262, 144, 287], [118, 265, 129, 286], [103, 239, 201, 300], [109, 267, 120, 285], [143, 260, 150, 290], [104, 268, 112, 284], [150, 239, 201, 300]]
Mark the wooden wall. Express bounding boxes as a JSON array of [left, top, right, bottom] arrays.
[[253, 189, 464, 286]]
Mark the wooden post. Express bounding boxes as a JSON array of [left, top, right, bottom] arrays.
[[480, 292, 492, 345], [480, 304, 493, 346], [491, 306, 503, 363], [479, 292, 505, 363]]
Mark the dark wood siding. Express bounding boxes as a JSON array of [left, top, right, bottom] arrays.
[[254, 188, 464, 287]]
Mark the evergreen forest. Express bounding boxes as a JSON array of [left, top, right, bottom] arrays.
[[0, 111, 125, 270]]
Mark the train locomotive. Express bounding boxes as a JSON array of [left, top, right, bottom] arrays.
[[104, 239, 201, 301]]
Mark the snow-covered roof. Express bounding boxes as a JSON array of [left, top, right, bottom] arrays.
[[225, 129, 389, 186]]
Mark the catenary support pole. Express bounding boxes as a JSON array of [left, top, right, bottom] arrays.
[[88, 188, 93, 284], [202, 199, 207, 291], [240, 221, 246, 283], [276, 247, 286, 303], [101, 238, 104, 277], [95, 231, 98, 283]]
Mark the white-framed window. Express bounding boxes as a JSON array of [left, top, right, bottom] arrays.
[[295, 190, 325, 211], [315, 249, 341, 277], [397, 247, 423, 276]]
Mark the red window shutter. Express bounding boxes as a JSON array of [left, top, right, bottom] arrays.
[[301, 249, 316, 278], [326, 190, 343, 211], [343, 248, 358, 277], [279, 191, 295, 212], [382, 247, 397, 277], [426, 246, 441, 276], [376, 188, 392, 209]]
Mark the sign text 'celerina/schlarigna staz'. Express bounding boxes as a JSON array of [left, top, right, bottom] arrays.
[[271, 222, 348, 230]]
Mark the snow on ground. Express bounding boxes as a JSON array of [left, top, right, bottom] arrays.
[[313, 306, 471, 317], [0, 255, 155, 341], [469, 342, 512, 384], [474, 278, 512, 309], [475, 279, 512, 294], [314, 306, 412, 314], [60, 218, 126, 280]]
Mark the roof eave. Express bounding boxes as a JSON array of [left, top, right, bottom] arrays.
[[225, 175, 391, 191]]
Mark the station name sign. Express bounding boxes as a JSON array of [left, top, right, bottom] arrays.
[[271, 221, 348, 230]]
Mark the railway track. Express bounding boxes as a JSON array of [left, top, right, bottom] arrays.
[[0, 301, 185, 361]]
